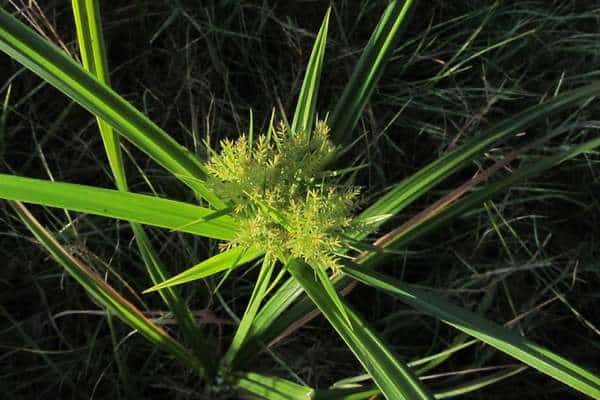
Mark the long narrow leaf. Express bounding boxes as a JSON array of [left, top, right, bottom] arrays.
[[359, 134, 600, 268], [291, 7, 330, 135], [0, 174, 236, 240], [236, 372, 314, 400], [71, 0, 215, 373], [330, 0, 415, 144], [358, 81, 600, 229], [222, 255, 275, 366], [230, 274, 308, 367], [314, 263, 352, 328], [71, 0, 126, 189], [144, 246, 263, 292], [312, 367, 525, 399], [434, 366, 527, 399], [10, 201, 204, 374], [0, 7, 223, 207], [288, 259, 434, 400], [237, 367, 525, 400], [342, 264, 600, 399], [131, 224, 216, 372]]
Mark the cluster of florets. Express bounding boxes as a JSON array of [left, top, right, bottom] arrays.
[[206, 120, 360, 270]]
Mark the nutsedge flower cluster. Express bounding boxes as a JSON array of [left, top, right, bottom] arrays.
[[206, 120, 361, 270]]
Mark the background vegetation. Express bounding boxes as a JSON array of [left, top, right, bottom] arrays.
[[2, 0, 599, 398]]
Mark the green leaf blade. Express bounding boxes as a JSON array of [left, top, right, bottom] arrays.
[[359, 81, 600, 229], [144, 246, 263, 292], [0, 174, 236, 240], [0, 6, 223, 206], [10, 201, 204, 375], [342, 265, 600, 399], [71, 0, 216, 373], [236, 372, 314, 400], [330, 0, 415, 144], [288, 259, 433, 400], [291, 7, 330, 135], [222, 255, 275, 366], [71, 0, 127, 191]]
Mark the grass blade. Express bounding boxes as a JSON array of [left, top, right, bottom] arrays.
[[71, 0, 216, 373], [314, 264, 352, 328], [358, 81, 600, 229], [0, 6, 223, 206], [330, 0, 415, 144], [236, 372, 314, 400], [229, 275, 307, 368], [237, 366, 525, 400], [222, 255, 275, 366], [342, 264, 600, 399], [144, 246, 263, 292], [10, 201, 204, 375], [434, 366, 527, 399], [131, 224, 217, 372], [71, 0, 125, 189], [361, 135, 600, 266], [291, 7, 330, 135], [311, 367, 525, 399], [0, 174, 236, 240], [288, 259, 434, 400]]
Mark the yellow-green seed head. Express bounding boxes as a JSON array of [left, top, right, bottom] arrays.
[[207, 120, 361, 270]]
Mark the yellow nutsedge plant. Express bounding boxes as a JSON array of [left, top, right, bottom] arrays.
[[2, 1, 600, 399], [206, 120, 362, 272]]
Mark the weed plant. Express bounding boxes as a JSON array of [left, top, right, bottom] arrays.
[[1, 1, 600, 399]]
